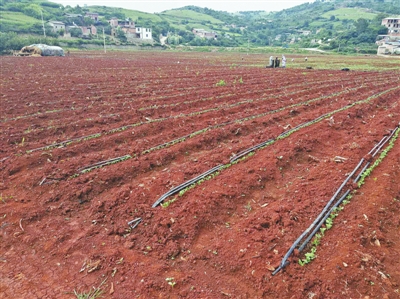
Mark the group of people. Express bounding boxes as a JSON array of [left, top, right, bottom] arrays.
[[266, 54, 287, 68]]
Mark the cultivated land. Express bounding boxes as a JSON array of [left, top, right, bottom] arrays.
[[0, 51, 399, 298]]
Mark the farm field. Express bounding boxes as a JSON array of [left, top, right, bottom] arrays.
[[0, 51, 399, 298]]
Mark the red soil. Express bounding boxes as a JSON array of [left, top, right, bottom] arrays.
[[0, 52, 399, 298]]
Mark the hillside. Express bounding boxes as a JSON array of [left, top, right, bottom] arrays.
[[0, 0, 399, 53]]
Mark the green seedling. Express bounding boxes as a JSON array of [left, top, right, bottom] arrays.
[[73, 278, 106, 299], [166, 277, 176, 288], [215, 80, 226, 87]]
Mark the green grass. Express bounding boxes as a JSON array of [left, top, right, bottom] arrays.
[[285, 54, 400, 71], [159, 16, 215, 31], [89, 6, 163, 23], [0, 11, 40, 26], [309, 20, 343, 29], [321, 8, 376, 21], [160, 9, 224, 24], [73, 278, 107, 299]]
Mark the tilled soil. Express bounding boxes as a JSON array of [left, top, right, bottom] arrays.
[[0, 52, 399, 298]]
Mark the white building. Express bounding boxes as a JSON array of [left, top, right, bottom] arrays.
[[136, 27, 152, 39]]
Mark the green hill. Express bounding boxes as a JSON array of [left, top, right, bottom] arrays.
[[0, 0, 399, 54]]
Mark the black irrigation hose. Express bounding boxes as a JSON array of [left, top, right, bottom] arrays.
[[353, 128, 398, 183], [372, 127, 398, 157], [353, 162, 370, 184], [272, 156, 365, 275], [368, 135, 388, 156], [77, 155, 132, 173], [128, 218, 142, 229], [272, 125, 400, 276], [152, 164, 223, 208], [272, 188, 351, 275], [230, 139, 274, 163], [298, 189, 351, 252], [26, 133, 100, 153], [25, 80, 382, 155]]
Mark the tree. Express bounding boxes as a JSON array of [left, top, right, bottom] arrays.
[[115, 27, 127, 42], [22, 4, 42, 19], [69, 27, 82, 37], [355, 18, 369, 33]]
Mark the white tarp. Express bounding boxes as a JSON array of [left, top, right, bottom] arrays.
[[29, 44, 65, 56], [19, 44, 65, 56]]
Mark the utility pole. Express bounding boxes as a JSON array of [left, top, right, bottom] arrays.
[[41, 10, 46, 37], [103, 27, 106, 53]]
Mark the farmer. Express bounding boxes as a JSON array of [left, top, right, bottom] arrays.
[[281, 54, 287, 68], [274, 56, 280, 68], [266, 55, 274, 68]]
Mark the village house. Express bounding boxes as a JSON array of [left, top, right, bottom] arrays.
[[65, 24, 97, 37], [81, 25, 97, 37], [376, 17, 400, 55], [108, 18, 152, 40], [377, 41, 400, 54], [85, 12, 99, 22], [136, 27, 152, 39], [47, 21, 65, 33], [109, 18, 135, 29], [381, 17, 400, 37], [192, 29, 217, 39]]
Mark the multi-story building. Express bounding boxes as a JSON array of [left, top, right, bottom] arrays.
[[381, 17, 400, 37], [108, 18, 152, 41]]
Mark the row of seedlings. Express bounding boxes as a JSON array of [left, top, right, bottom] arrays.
[[272, 124, 400, 275]]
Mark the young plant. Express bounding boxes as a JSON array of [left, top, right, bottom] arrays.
[[166, 277, 176, 288], [73, 278, 106, 299], [215, 80, 226, 87], [299, 246, 317, 266]]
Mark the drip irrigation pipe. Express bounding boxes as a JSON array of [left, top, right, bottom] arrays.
[[372, 126, 398, 157], [230, 139, 274, 163], [24, 82, 376, 155], [272, 189, 351, 276], [353, 162, 370, 183], [367, 135, 388, 156], [77, 155, 132, 173], [128, 218, 142, 229], [152, 164, 223, 208], [354, 127, 398, 183], [272, 158, 364, 276], [27, 133, 101, 153], [277, 122, 307, 139], [298, 189, 351, 252], [272, 124, 399, 275], [277, 112, 331, 139]]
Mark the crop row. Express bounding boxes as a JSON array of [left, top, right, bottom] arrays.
[[275, 124, 400, 273], [150, 86, 399, 208], [24, 78, 390, 154], [64, 82, 396, 177], [1, 70, 391, 125]]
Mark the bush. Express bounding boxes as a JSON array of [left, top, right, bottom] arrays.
[[22, 4, 42, 19], [0, 32, 63, 54], [69, 28, 82, 38]]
